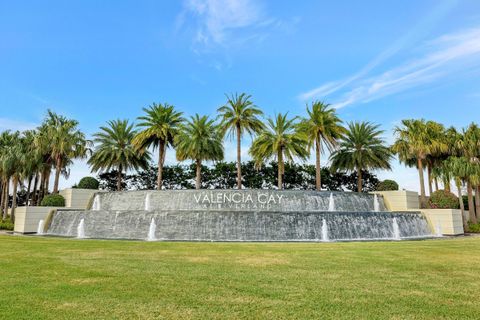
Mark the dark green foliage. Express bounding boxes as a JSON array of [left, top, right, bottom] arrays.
[[97, 171, 128, 191], [428, 190, 459, 209], [467, 222, 480, 233], [77, 177, 100, 189], [377, 180, 399, 191], [40, 194, 65, 207], [463, 195, 475, 211], [0, 219, 14, 230]]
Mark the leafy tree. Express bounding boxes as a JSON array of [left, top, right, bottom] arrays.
[[298, 101, 345, 190], [217, 93, 264, 189], [133, 103, 184, 190], [331, 121, 392, 192], [250, 113, 309, 189], [89, 120, 150, 191], [176, 115, 224, 189]]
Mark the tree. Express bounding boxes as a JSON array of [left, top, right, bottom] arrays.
[[175, 114, 224, 189], [132, 103, 184, 190], [217, 93, 264, 189], [0, 131, 21, 220], [298, 101, 345, 190], [392, 119, 447, 207], [88, 120, 150, 191], [331, 121, 392, 192], [250, 113, 309, 189], [39, 110, 90, 193]]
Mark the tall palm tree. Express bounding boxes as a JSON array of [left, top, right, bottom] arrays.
[[392, 119, 447, 207], [133, 103, 184, 190], [175, 114, 224, 189], [88, 120, 150, 191], [217, 93, 264, 189], [250, 113, 309, 189], [298, 101, 345, 191], [38, 110, 90, 193], [331, 122, 392, 193], [0, 131, 21, 221]]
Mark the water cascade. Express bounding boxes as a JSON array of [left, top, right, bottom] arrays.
[[321, 218, 329, 242], [37, 219, 45, 235], [147, 218, 156, 241], [145, 193, 151, 211], [46, 190, 434, 242], [392, 217, 401, 240], [77, 218, 85, 239], [328, 193, 335, 212], [374, 194, 380, 212], [92, 195, 100, 211]]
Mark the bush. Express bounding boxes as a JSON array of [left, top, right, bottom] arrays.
[[77, 177, 100, 190], [466, 222, 480, 233], [376, 180, 399, 191], [40, 194, 65, 207], [428, 190, 459, 209], [0, 219, 14, 230]]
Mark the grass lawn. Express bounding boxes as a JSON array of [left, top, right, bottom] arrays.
[[0, 236, 479, 319]]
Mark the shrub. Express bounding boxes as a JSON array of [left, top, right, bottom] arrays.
[[376, 180, 399, 191], [428, 190, 459, 209], [40, 194, 65, 207], [0, 219, 14, 231], [77, 177, 100, 190], [466, 222, 480, 233]]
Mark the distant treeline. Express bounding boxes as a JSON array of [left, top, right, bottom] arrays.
[[97, 161, 380, 192]]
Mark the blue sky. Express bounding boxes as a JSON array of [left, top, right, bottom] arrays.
[[1, 0, 479, 190]]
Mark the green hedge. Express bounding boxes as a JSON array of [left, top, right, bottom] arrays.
[[0, 219, 14, 231], [77, 176, 100, 189], [40, 194, 65, 207], [376, 180, 399, 191], [466, 222, 480, 233], [428, 190, 459, 209]]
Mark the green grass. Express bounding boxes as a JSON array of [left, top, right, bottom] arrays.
[[1, 236, 479, 319]]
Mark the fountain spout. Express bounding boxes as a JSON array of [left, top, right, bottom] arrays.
[[374, 194, 380, 212], [392, 217, 401, 240], [321, 218, 329, 242], [37, 219, 45, 235], [77, 218, 85, 239], [328, 193, 335, 212], [147, 218, 156, 241]]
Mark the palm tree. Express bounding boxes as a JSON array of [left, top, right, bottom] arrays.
[[133, 103, 184, 190], [298, 101, 345, 190], [331, 122, 392, 193], [250, 113, 309, 189], [175, 114, 224, 189], [0, 131, 22, 221], [88, 120, 150, 191], [392, 119, 447, 207], [217, 93, 264, 189]]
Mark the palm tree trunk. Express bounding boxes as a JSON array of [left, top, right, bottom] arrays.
[[278, 150, 283, 190], [26, 175, 32, 206], [475, 186, 480, 222], [32, 173, 39, 206], [44, 168, 51, 195], [236, 124, 242, 190], [157, 140, 165, 190], [315, 135, 321, 191], [417, 159, 427, 208], [427, 165, 433, 195], [10, 176, 18, 223], [467, 181, 477, 224], [3, 179, 9, 220], [116, 166, 123, 191], [0, 180, 5, 219], [195, 159, 201, 190], [456, 180, 466, 231], [434, 178, 439, 192], [53, 157, 62, 193], [357, 168, 362, 193], [38, 171, 45, 205]]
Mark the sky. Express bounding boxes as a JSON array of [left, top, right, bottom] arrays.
[[1, 0, 479, 191]]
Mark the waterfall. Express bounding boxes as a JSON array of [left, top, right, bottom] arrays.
[[374, 194, 380, 212], [147, 218, 156, 241], [321, 218, 329, 242], [435, 220, 443, 237], [37, 219, 45, 235], [328, 193, 335, 212], [77, 218, 85, 239], [92, 195, 100, 211], [145, 193, 151, 211], [392, 217, 401, 240]]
